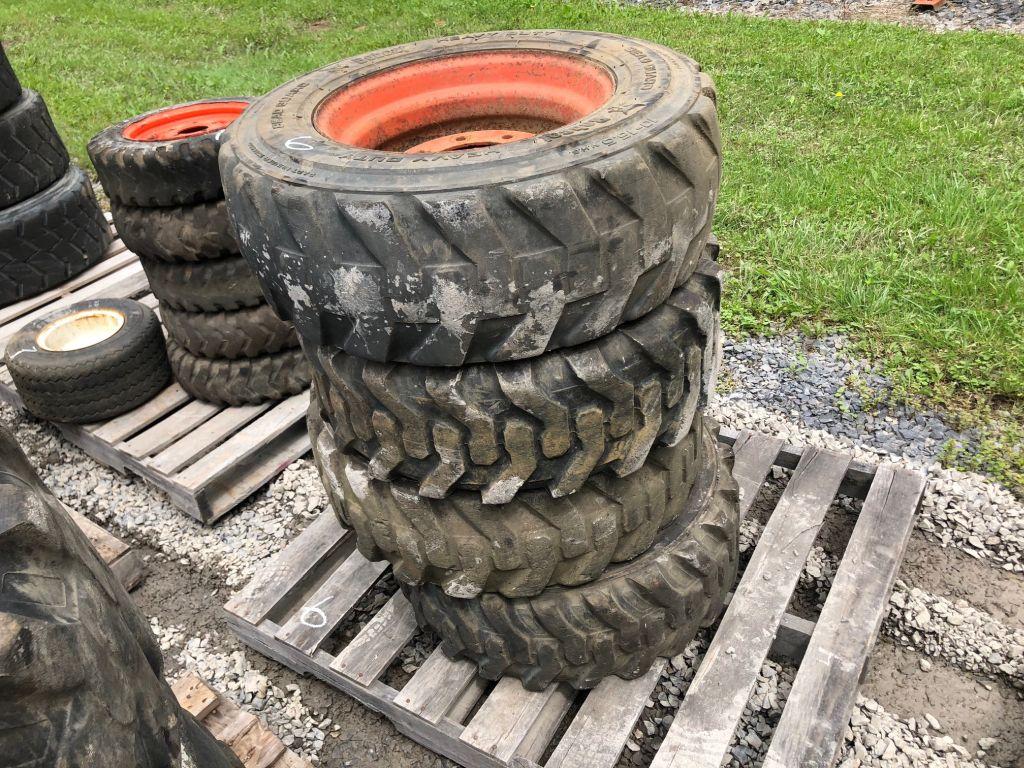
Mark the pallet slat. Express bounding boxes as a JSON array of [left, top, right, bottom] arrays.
[[91, 384, 191, 444], [730, 430, 784, 517], [398, 647, 483, 725], [461, 679, 574, 763], [123, 399, 221, 458], [330, 591, 419, 685], [649, 448, 851, 768], [147, 401, 271, 475], [763, 466, 926, 768]]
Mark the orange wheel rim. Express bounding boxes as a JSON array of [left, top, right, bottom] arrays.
[[314, 51, 614, 152], [123, 100, 249, 142]]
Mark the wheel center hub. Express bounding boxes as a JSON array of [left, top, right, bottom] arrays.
[[404, 129, 536, 154], [37, 309, 126, 352]]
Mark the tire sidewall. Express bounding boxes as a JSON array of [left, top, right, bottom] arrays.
[[224, 30, 704, 193]]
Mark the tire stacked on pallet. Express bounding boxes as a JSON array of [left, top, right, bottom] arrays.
[[221, 31, 741, 691], [0, 42, 110, 308], [87, 98, 310, 405]]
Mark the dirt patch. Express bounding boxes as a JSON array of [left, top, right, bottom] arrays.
[[129, 549, 446, 768], [863, 640, 1024, 767]]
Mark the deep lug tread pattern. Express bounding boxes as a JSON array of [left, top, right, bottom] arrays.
[[110, 199, 239, 262], [5, 299, 171, 424], [0, 42, 20, 112], [220, 33, 721, 365], [314, 259, 721, 502], [168, 340, 310, 405], [141, 253, 265, 312], [87, 97, 255, 207], [403, 422, 740, 691], [0, 165, 110, 307], [161, 303, 298, 359], [0, 89, 70, 210], [310, 397, 705, 599]]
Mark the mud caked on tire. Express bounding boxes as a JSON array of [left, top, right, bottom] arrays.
[[88, 98, 254, 208], [402, 422, 740, 690], [168, 340, 310, 405], [161, 302, 298, 359], [0, 426, 183, 766], [314, 259, 721, 503], [221, 30, 721, 366], [110, 199, 239, 262], [310, 398, 707, 599], [0, 88, 70, 209], [0, 165, 111, 308], [5, 298, 171, 423]]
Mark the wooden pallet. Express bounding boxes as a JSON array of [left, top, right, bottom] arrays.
[[71, 508, 145, 591], [224, 429, 927, 768], [172, 672, 312, 768], [0, 218, 311, 524]]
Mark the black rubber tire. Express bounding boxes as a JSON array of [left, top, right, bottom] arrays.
[[111, 198, 239, 261], [141, 253, 265, 312], [0, 165, 111, 308], [221, 31, 720, 365], [314, 258, 721, 503], [87, 97, 255, 207], [0, 42, 20, 113], [0, 89, 70, 209], [167, 339, 311, 405], [5, 298, 171, 424], [0, 427, 184, 766], [161, 302, 298, 359], [403, 422, 739, 691], [310, 397, 707, 599]]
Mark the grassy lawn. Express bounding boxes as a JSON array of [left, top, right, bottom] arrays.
[[2, 0, 1022, 407]]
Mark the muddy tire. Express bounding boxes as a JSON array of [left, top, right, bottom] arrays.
[[111, 199, 239, 261], [0, 165, 110, 308], [168, 340, 310, 405], [0, 42, 20, 113], [403, 422, 738, 691], [161, 303, 298, 359], [0, 426, 183, 765], [0, 89, 70, 209], [142, 253, 265, 312], [5, 298, 171, 423], [88, 97, 254, 207], [221, 31, 720, 365], [314, 259, 720, 502], [311, 397, 707, 598]]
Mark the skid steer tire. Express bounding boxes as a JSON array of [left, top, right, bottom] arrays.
[[110, 199, 239, 262], [0, 88, 70, 209], [161, 302, 298, 359], [141, 253, 265, 312], [221, 30, 720, 366], [314, 259, 721, 502], [0, 165, 110, 308], [402, 421, 739, 691], [310, 397, 706, 599], [168, 340, 310, 405], [88, 97, 254, 207]]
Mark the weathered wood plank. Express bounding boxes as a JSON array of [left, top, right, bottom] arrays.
[[544, 660, 665, 768], [730, 430, 784, 517], [205, 705, 259, 746], [649, 448, 851, 768], [460, 679, 573, 763], [89, 384, 190, 444], [173, 393, 307, 489], [763, 466, 926, 768], [397, 647, 482, 724], [274, 549, 387, 655], [330, 591, 418, 685], [123, 399, 220, 458], [172, 673, 220, 719], [225, 512, 349, 625], [146, 401, 270, 475]]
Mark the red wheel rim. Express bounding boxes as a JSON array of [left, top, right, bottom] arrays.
[[314, 51, 614, 152], [122, 100, 249, 142]]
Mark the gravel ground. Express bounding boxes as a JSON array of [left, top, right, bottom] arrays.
[[620, 0, 1024, 33], [4, 327, 1024, 766]]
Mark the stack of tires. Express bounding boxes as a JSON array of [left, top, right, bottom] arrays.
[[0, 43, 110, 307], [221, 31, 741, 691], [87, 99, 310, 405]]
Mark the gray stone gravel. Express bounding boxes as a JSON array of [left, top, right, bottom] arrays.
[[620, 0, 1024, 34]]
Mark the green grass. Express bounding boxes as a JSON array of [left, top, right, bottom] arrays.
[[3, 0, 1023, 404]]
